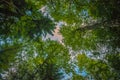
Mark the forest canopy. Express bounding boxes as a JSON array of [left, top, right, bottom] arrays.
[[0, 0, 120, 80]]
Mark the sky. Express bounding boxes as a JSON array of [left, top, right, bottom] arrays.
[[44, 25, 63, 43]]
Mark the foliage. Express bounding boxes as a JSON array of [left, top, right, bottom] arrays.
[[77, 54, 118, 80], [44, 0, 120, 79], [2, 40, 70, 80], [0, 0, 120, 80], [0, 0, 55, 73], [0, 0, 55, 39]]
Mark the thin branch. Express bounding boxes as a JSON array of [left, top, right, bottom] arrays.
[[75, 20, 109, 31]]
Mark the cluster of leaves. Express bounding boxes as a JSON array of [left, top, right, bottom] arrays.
[[0, 0, 69, 80], [41, 0, 120, 79], [0, 0, 55, 39], [0, 0, 55, 71], [77, 54, 119, 80], [2, 40, 70, 80], [0, 0, 120, 80]]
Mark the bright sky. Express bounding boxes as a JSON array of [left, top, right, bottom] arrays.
[[43, 24, 63, 45]]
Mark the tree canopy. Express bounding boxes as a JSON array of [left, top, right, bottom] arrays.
[[0, 0, 120, 80]]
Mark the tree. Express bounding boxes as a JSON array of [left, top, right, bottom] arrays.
[[0, 1, 71, 78], [0, 0, 55, 72], [0, 0, 55, 39], [0, 0, 120, 80], [77, 53, 118, 80], [2, 40, 70, 80], [39, 0, 120, 79]]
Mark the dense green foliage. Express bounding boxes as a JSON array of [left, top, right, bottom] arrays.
[[0, 0, 120, 80], [0, 0, 55, 39], [0, 0, 55, 70], [2, 40, 70, 80]]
